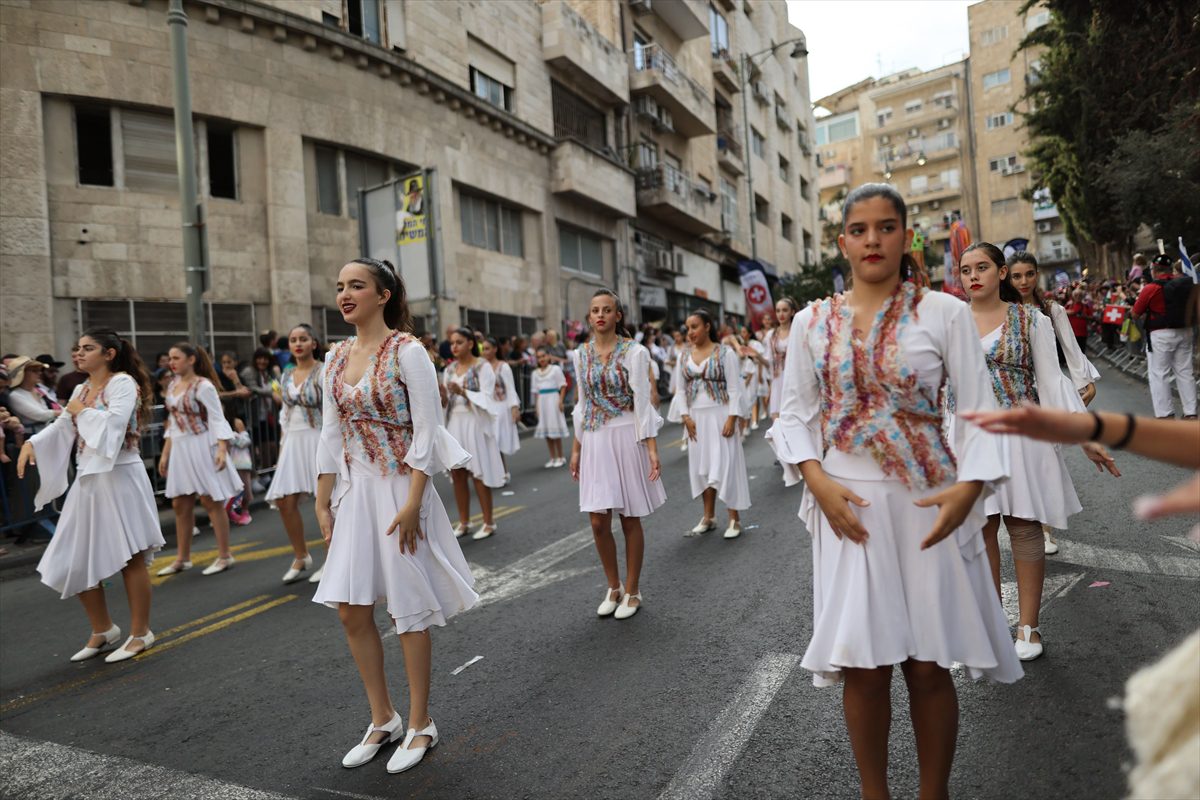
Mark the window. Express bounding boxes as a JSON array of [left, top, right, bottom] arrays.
[[940, 168, 961, 188], [346, 0, 381, 44], [709, 4, 729, 56], [989, 154, 1019, 172], [80, 299, 256, 363], [905, 99, 923, 114], [75, 107, 113, 187], [314, 146, 341, 215], [720, 177, 737, 230], [980, 25, 1008, 45], [460, 189, 523, 257], [800, 176, 811, 200], [982, 68, 1011, 90], [751, 127, 765, 158], [633, 32, 650, 71], [551, 81, 606, 148], [876, 107, 893, 128], [471, 67, 513, 112], [778, 155, 790, 183], [815, 111, 859, 145], [754, 193, 768, 225], [932, 92, 954, 108], [206, 123, 237, 200], [910, 175, 928, 194], [122, 109, 177, 193], [468, 36, 515, 112], [635, 137, 658, 169], [559, 225, 605, 277], [781, 213, 793, 241], [1026, 10, 1050, 30], [986, 111, 1014, 129], [344, 151, 388, 219], [992, 197, 1018, 215]]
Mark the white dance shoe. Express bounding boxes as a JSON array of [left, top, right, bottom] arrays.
[[451, 522, 472, 538], [202, 555, 235, 575], [342, 711, 403, 768], [308, 566, 324, 583], [613, 592, 641, 620], [1043, 531, 1059, 555], [723, 522, 742, 539], [543, 459, 556, 469], [70, 624, 121, 662], [597, 584, 624, 617], [681, 441, 688, 452], [282, 553, 313, 583], [471, 524, 497, 540], [689, 518, 715, 535], [1015, 625, 1043, 661], [386, 718, 438, 774], [155, 561, 192, 577], [105, 631, 155, 663]]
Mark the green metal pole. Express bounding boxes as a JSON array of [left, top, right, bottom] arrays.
[[167, 0, 207, 346], [740, 53, 757, 262]]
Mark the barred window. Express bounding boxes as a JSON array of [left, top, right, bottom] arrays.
[[460, 190, 523, 257]]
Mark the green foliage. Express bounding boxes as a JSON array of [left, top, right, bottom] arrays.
[[1017, 0, 1200, 251], [775, 256, 839, 305]]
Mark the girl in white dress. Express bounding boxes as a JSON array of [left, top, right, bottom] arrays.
[[737, 325, 768, 431], [763, 298, 797, 418], [156, 343, 244, 577], [314, 257, 476, 775], [669, 311, 751, 539], [18, 329, 164, 663], [266, 324, 325, 584], [531, 347, 570, 467], [569, 289, 665, 620], [768, 184, 1022, 800], [1006, 251, 1103, 554], [959, 242, 1119, 661], [443, 328, 504, 540], [481, 338, 520, 482]]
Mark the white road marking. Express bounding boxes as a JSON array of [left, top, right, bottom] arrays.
[[1160, 535, 1200, 554], [0, 730, 294, 800], [657, 653, 802, 800], [469, 525, 599, 610], [451, 655, 484, 675], [312, 789, 391, 800], [1000, 534, 1200, 578], [1000, 572, 1087, 624]]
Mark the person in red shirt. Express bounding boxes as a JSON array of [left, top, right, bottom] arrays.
[[1064, 288, 1093, 354], [1133, 256, 1197, 418]]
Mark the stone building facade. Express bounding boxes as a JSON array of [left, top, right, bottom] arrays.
[[0, 0, 818, 358]]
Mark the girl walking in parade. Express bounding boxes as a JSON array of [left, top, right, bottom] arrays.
[[569, 289, 665, 620], [156, 342, 244, 577], [443, 327, 504, 540], [763, 297, 798, 419], [18, 329, 165, 662], [768, 184, 1022, 800], [531, 346, 570, 467], [668, 310, 751, 539], [482, 337, 520, 483], [313, 257, 476, 774], [960, 242, 1119, 661], [265, 324, 326, 583]]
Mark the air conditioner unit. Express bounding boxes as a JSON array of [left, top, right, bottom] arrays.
[[930, 200, 941, 210], [673, 252, 685, 273], [880, 134, 891, 144], [937, 118, 951, 130], [630, 0, 652, 14], [655, 109, 674, 132], [910, 204, 921, 214], [1011, 163, 1025, 173], [635, 95, 657, 117], [1000, 165, 1014, 176], [1036, 220, 1052, 233], [655, 250, 672, 270], [753, 81, 769, 102]]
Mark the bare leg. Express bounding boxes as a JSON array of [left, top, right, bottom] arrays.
[[338, 604, 397, 740], [843, 665, 894, 800], [276, 495, 310, 565], [901, 659, 958, 800], [77, 587, 114, 647], [473, 480, 494, 526], [240, 470, 253, 506], [619, 515, 645, 603], [728, 508, 740, 525], [117, 551, 154, 652], [200, 495, 233, 560], [590, 511, 620, 590], [171, 496, 196, 563], [981, 515, 1002, 598], [450, 469, 471, 525], [702, 488, 717, 522], [398, 628, 434, 747], [1006, 516, 1045, 644]]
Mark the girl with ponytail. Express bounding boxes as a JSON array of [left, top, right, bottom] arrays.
[[17, 329, 166, 662], [155, 341, 245, 577], [443, 325, 505, 538]]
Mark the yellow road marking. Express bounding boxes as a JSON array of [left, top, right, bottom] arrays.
[[155, 595, 272, 638], [468, 505, 524, 525], [149, 541, 263, 586], [141, 595, 297, 659]]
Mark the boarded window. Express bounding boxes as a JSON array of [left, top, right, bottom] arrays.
[[122, 109, 177, 193]]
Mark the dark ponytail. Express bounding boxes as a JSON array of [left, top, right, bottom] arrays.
[[589, 288, 632, 339], [842, 182, 916, 281], [452, 326, 481, 357], [82, 327, 153, 426], [349, 257, 412, 333], [686, 309, 718, 344], [962, 242, 1021, 303], [171, 341, 222, 387]]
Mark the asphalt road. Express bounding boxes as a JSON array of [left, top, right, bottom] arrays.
[[1, 364, 1196, 800]]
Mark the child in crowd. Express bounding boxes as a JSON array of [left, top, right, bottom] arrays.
[[225, 418, 254, 525]]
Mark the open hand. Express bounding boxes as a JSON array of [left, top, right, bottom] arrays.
[[385, 502, 424, 555], [808, 474, 870, 544], [913, 481, 983, 550], [1081, 442, 1120, 477], [16, 442, 35, 478]]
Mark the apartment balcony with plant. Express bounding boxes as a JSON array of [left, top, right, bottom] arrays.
[[629, 42, 716, 136]]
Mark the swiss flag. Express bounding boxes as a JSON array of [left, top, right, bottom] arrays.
[[1103, 304, 1127, 324]]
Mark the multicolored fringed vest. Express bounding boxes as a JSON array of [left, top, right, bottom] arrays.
[[985, 303, 1040, 408], [811, 280, 956, 490], [492, 362, 508, 402], [578, 339, 635, 431], [682, 344, 731, 407], [283, 362, 324, 429], [167, 378, 209, 435], [770, 328, 788, 379], [76, 378, 141, 456], [327, 332, 415, 475], [446, 361, 483, 410]]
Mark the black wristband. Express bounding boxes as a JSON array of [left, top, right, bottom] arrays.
[[1089, 411, 1104, 442], [1112, 413, 1137, 450]]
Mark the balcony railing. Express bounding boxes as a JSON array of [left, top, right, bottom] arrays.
[[631, 42, 713, 115], [717, 127, 743, 160]]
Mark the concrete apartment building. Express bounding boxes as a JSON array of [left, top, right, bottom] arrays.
[[815, 63, 976, 285], [0, 0, 818, 358]]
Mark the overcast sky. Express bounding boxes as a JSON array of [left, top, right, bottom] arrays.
[[786, 0, 976, 109]]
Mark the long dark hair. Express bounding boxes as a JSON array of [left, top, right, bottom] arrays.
[[686, 309, 718, 345], [1005, 251, 1051, 314], [962, 242, 1022, 303], [589, 288, 632, 339], [171, 341, 222, 386], [349, 257, 412, 333], [452, 326, 481, 357], [288, 323, 325, 362], [82, 328, 154, 426], [841, 182, 919, 282]]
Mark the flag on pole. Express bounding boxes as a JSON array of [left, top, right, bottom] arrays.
[[1179, 237, 1197, 284], [738, 259, 775, 331]]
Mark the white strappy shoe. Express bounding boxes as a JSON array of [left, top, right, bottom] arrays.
[[70, 624, 121, 662], [282, 553, 312, 583], [155, 561, 192, 577], [1015, 625, 1043, 661], [613, 592, 642, 620], [723, 521, 742, 539], [597, 584, 623, 617], [689, 518, 715, 535], [342, 711, 403, 768], [308, 566, 325, 584], [105, 631, 155, 663], [386, 718, 439, 774], [202, 555, 235, 575], [451, 522, 471, 538], [471, 524, 497, 540]]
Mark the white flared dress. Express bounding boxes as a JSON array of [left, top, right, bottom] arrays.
[[1047, 301, 1102, 392], [313, 333, 478, 633], [668, 345, 751, 510], [490, 360, 521, 455], [767, 284, 1022, 687], [764, 327, 789, 415], [31, 375, 165, 599], [742, 339, 767, 413], [443, 360, 505, 489], [572, 340, 666, 517], [266, 363, 324, 500], [163, 377, 243, 501], [979, 304, 1084, 529], [532, 365, 570, 439]]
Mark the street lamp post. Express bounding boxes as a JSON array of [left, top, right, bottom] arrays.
[[738, 38, 808, 262]]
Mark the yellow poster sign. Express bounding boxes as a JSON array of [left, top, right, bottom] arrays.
[[396, 174, 427, 246]]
